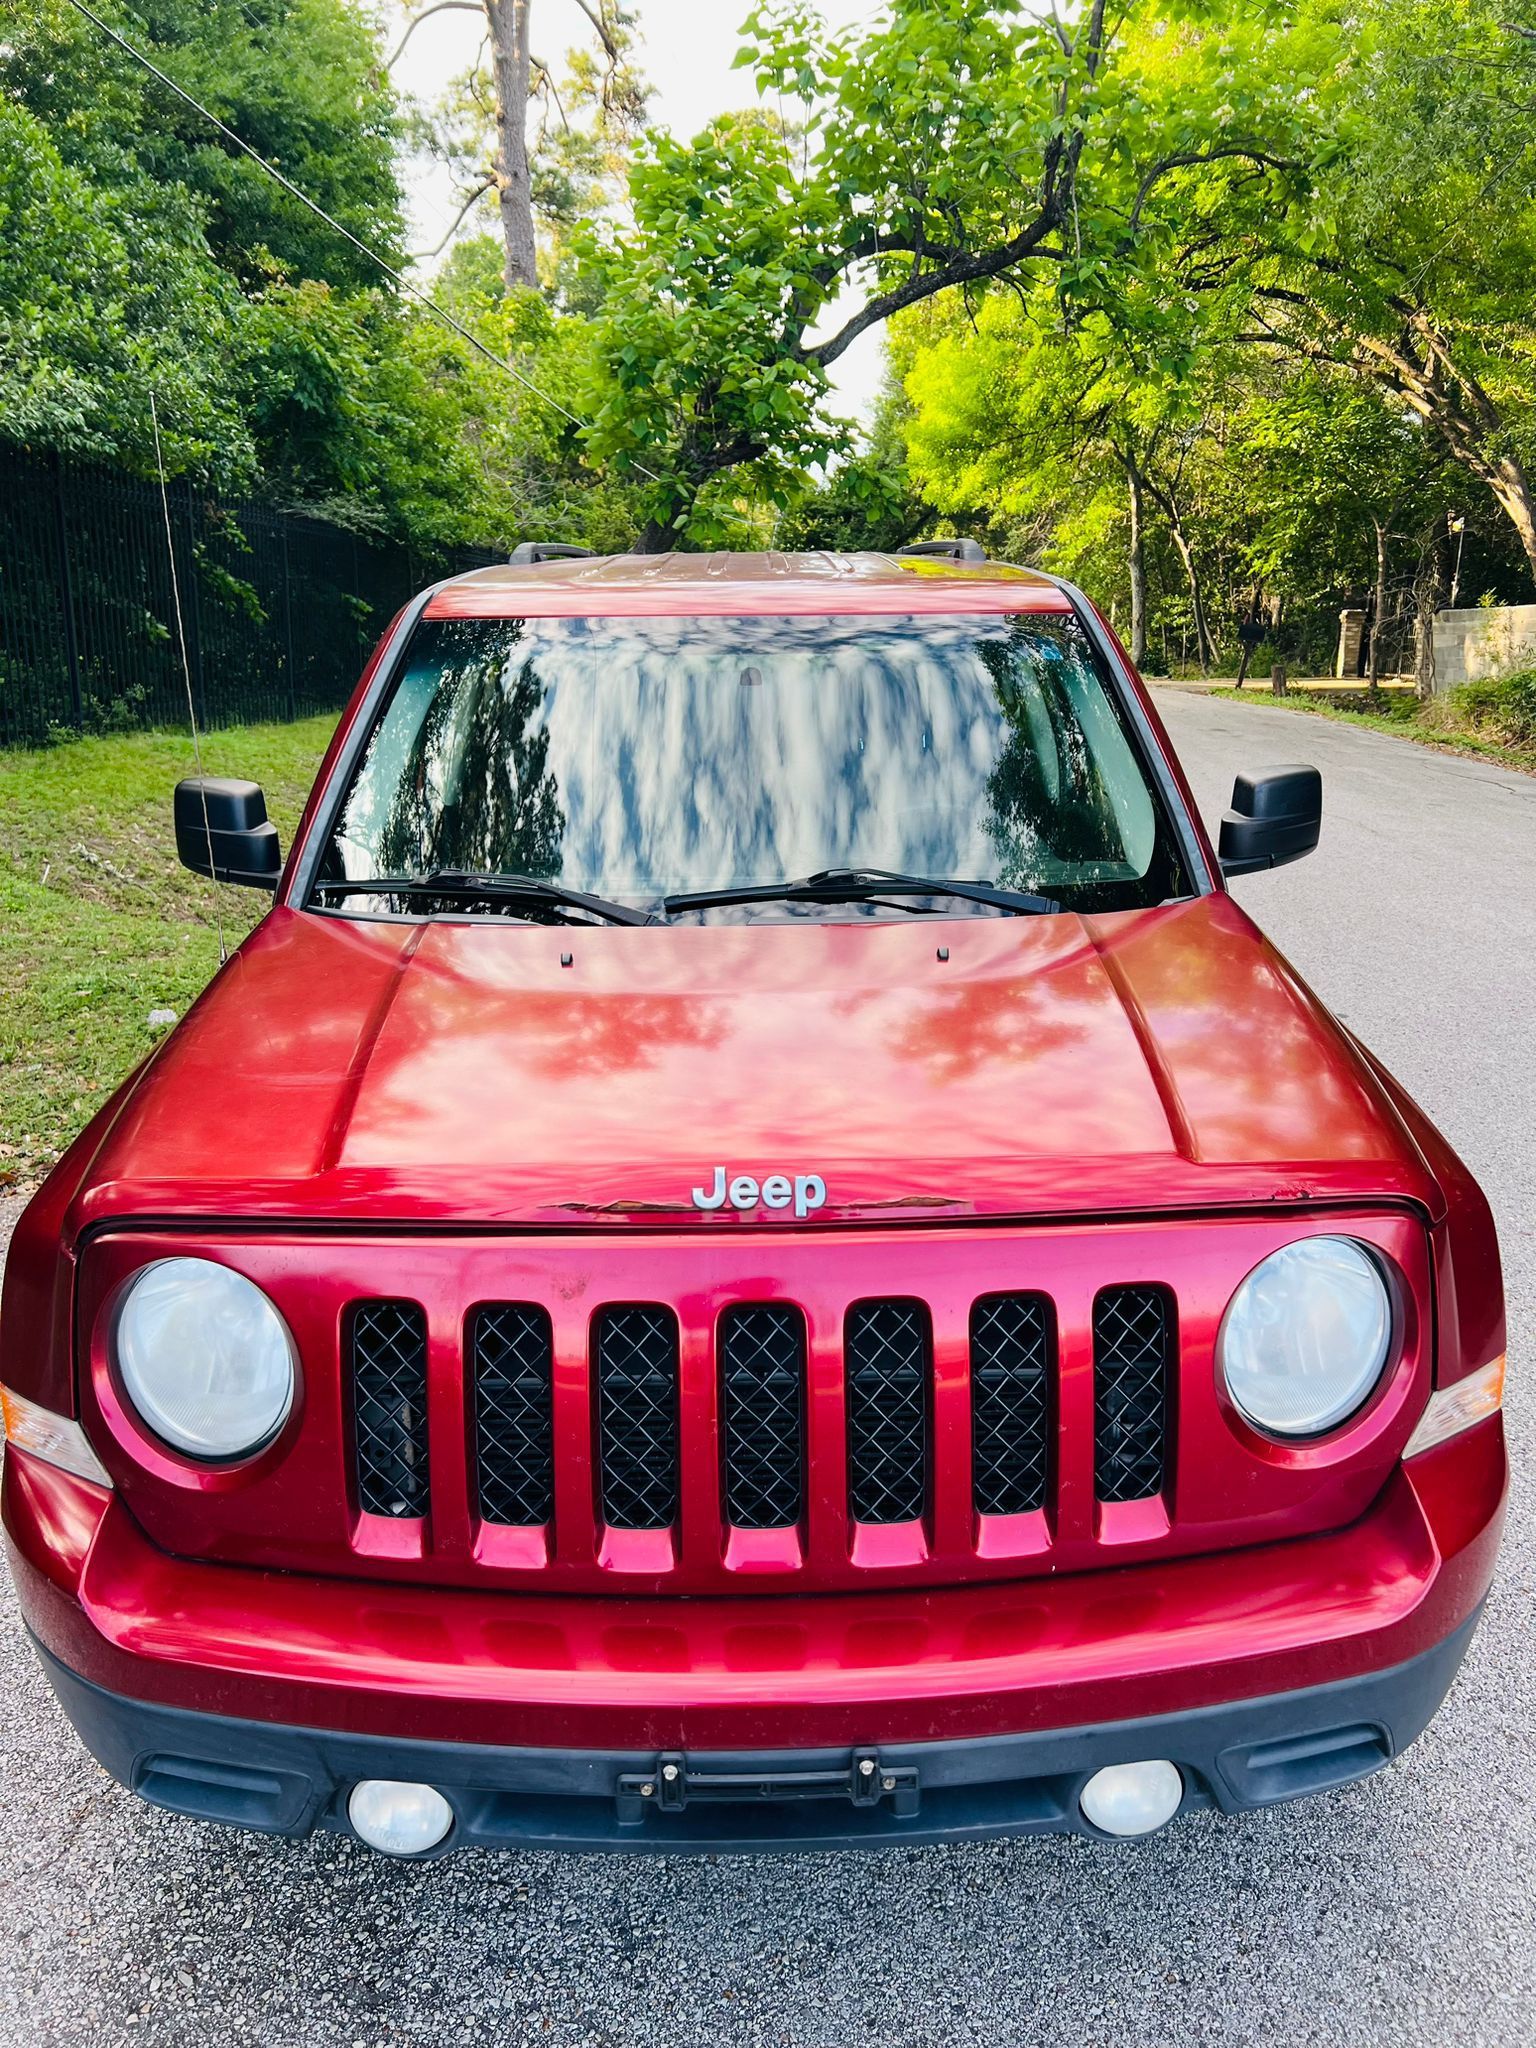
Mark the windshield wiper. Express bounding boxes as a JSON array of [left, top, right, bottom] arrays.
[[310, 870, 655, 927], [664, 867, 1061, 917]]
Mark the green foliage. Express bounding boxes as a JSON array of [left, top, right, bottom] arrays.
[[573, 0, 1324, 545], [0, 2, 647, 552], [576, 109, 851, 544], [895, 1, 1536, 666], [0, 94, 254, 480], [1446, 670, 1536, 746], [775, 400, 929, 553], [8, 0, 405, 289], [1238, 0, 1536, 575], [1, 0, 402, 487], [9, 0, 1536, 600]]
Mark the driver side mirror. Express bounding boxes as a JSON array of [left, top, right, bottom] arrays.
[[1219, 765, 1322, 877], [175, 777, 282, 890]]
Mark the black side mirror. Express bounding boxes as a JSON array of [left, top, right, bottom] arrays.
[[174, 778, 282, 890], [1219, 765, 1322, 877]]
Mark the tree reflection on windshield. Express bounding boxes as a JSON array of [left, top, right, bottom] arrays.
[[324, 611, 1189, 915], [357, 624, 567, 881], [976, 633, 1136, 885]]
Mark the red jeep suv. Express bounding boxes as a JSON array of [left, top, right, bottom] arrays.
[[1, 545, 1507, 1856]]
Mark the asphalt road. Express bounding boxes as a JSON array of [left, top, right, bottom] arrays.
[[0, 690, 1531, 2048]]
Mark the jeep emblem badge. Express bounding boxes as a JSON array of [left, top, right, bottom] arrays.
[[692, 1167, 827, 1219]]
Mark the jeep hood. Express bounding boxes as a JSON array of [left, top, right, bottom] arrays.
[[71, 896, 1441, 1234]]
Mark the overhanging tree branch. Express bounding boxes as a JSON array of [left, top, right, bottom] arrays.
[[566, 0, 620, 63], [413, 176, 495, 259], [1128, 145, 1301, 233], [804, 206, 1067, 369], [388, 1, 481, 70]]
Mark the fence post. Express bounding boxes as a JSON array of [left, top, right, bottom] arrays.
[[281, 520, 297, 721], [350, 531, 364, 664], [179, 478, 207, 725], [52, 453, 84, 729]]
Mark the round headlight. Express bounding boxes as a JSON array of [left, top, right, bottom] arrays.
[[115, 1258, 296, 1461], [1220, 1237, 1392, 1437]]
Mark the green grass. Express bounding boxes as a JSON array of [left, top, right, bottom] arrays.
[[0, 717, 336, 1192], [1209, 687, 1536, 775]]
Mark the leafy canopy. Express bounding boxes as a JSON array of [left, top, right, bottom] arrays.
[[572, 0, 1321, 544]]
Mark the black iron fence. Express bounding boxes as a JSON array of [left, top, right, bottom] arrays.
[[0, 449, 500, 747]]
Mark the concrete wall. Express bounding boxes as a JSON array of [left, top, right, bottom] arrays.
[[1432, 604, 1536, 692]]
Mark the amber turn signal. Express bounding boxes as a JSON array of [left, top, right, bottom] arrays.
[[1402, 1355, 1506, 1461]]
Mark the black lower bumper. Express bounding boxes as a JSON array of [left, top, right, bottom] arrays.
[[35, 1611, 1481, 1856]]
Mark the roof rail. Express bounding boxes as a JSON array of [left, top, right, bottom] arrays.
[[509, 542, 598, 566], [899, 539, 988, 565]]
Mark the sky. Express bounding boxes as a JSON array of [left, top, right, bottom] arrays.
[[387, 0, 891, 429]]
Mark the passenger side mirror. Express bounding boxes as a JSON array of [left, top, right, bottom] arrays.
[[1218, 765, 1322, 877], [174, 777, 282, 890]]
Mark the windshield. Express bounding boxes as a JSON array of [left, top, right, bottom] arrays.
[[313, 612, 1192, 916]]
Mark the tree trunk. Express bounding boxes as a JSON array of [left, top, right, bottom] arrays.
[[634, 516, 674, 555], [1168, 518, 1214, 674], [1124, 458, 1148, 668], [1413, 512, 1452, 703], [1234, 589, 1263, 688], [1490, 464, 1536, 592], [1368, 519, 1388, 693], [630, 415, 765, 553], [1143, 471, 1214, 674], [1349, 322, 1536, 595], [485, 0, 538, 292]]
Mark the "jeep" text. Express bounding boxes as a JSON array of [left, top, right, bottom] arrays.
[[691, 1167, 827, 1219]]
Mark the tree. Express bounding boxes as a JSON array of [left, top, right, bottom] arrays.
[[0, 94, 254, 481], [900, 286, 1230, 669], [572, 0, 1313, 550], [8, 0, 405, 289], [1237, 0, 1536, 587], [489, 0, 539, 288], [392, 0, 643, 293], [0, 0, 648, 551], [897, 275, 1488, 683], [773, 394, 929, 554]]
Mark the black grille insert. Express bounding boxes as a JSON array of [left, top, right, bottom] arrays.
[[472, 1305, 555, 1526], [350, 1301, 430, 1519], [846, 1300, 930, 1524], [971, 1293, 1054, 1516], [1094, 1285, 1173, 1503], [595, 1306, 680, 1530], [720, 1305, 806, 1529]]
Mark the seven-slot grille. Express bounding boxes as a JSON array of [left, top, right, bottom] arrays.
[[344, 1287, 1176, 1542]]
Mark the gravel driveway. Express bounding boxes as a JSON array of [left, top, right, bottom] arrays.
[[0, 690, 1530, 2048]]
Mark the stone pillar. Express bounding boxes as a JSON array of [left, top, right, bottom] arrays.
[[1336, 609, 1366, 679]]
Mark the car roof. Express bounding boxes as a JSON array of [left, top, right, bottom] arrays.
[[423, 550, 1075, 620]]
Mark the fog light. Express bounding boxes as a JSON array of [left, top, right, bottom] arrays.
[[347, 1780, 454, 1857], [1079, 1760, 1184, 1838]]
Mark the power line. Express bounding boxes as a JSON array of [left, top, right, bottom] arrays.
[[59, 0, 664, 487]]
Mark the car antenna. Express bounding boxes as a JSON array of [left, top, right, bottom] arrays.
[[149, 392, 227, 967]]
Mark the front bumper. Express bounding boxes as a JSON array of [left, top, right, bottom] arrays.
[[33, 1610, 1483, 1853], [4, 1417, 1506, 1847]]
